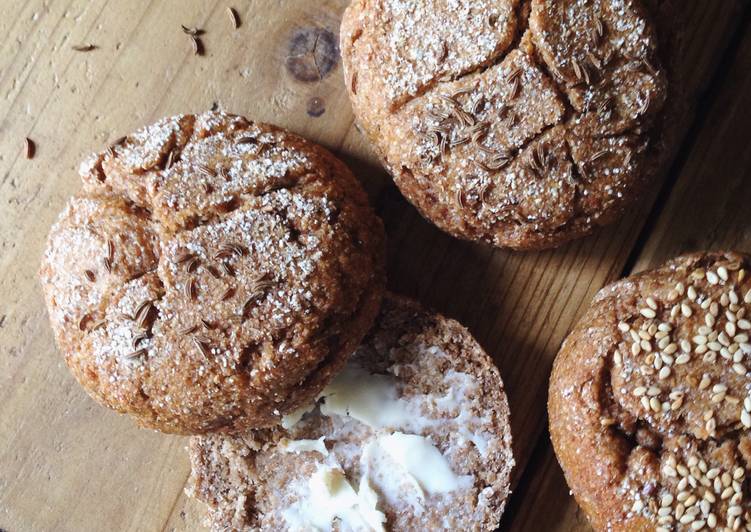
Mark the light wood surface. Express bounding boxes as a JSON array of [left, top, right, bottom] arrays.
[[0, 1, 749, 531]]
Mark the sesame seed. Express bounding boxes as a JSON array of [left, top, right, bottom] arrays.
[[688, 286, 698, 300], [707, 271, 720, 285], [641, 308, 657, 319], [701, 504, 713, 518]]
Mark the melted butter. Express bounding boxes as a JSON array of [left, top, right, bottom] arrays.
[[281, 402, 316, 430], [318, 366, 413, 429], [279, 436, 328, 456], [319, 365, 491, 456], [436, 370, 491, 456], [356, 476, 388, 531], [280, 364, 481, 529], [281, 465, 386, 532], [376, 432, 473, 495]]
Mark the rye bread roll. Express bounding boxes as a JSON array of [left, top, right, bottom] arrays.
[[341, 0, 680, 250], [40, 111, 386, 435], [550, 251, 751, 531]]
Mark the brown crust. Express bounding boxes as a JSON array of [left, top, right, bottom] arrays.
[[187, 293, 515, 531], [39, 111, 386, 435], [341, 0, 684, 250], [550, 251, 751, 531]]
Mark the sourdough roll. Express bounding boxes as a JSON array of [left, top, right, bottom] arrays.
[[341, 0, 676, 250], [550, 251, 751, 531], [39, 111, 386, 435], [188, 294, 515, 531]]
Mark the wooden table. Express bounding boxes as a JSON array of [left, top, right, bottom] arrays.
[[1, 1, 749, 530]]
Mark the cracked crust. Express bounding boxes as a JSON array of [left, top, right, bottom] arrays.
[[341, 0, 681, 250], [549, 252, 751, 531], [187, 293, 515, 531], [39, 111, 386, 435]]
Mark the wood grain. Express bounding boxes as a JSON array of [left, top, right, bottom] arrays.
[[0, 1, 747, 531]]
